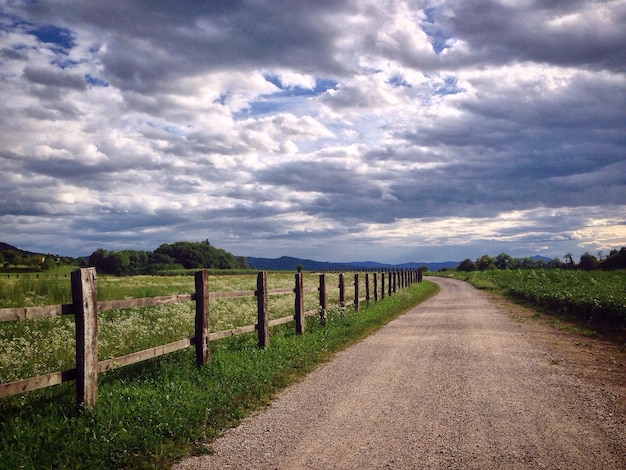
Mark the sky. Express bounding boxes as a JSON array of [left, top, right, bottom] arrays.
[[1, 0, 625, 264]]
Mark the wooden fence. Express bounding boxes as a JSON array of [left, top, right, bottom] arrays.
[[0, 267, 423, 408]]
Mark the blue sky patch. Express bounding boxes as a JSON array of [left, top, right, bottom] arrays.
[[263, 75, 337, 98], [28, 24, 75, 52], [85, 74, 109, 87], [235, 76, 339, 118], [388, 75, 411, 88], [422, 7, 452, 54], [434, 76, 464, 96]]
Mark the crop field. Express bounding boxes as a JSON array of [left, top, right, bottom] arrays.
[[0, 272, 363, 383], [448, 269, 626, 326]]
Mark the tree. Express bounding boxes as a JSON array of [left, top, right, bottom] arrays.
[[519, 257, 539, 269], [546, 258, 564, 269], [578, 252, 599, 271], [89, 248, 109, 271], [457, 258, 477, 272], [476, 255, 495, 270], [154, 241, 239, 270], [41, 256, 58, 270], [494, 253, 514, 270], [4, 250, 22, 268], [599, 247, 626, 270], [112, 251, 131, 275]]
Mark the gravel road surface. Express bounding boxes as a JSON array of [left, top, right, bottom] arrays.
[[174, 277, 626, 469]]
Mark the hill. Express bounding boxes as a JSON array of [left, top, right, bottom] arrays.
[[0, 242, 42, 257]]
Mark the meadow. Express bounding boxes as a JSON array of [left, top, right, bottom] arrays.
[[0, 271, 437, 469], [0, 271, 349, 383], [442, 269, 626, 328]]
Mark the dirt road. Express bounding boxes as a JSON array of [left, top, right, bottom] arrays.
[[174, 277, 626, 469]]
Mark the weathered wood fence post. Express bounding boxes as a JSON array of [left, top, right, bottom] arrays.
[[338, 273, 345, 311], [380, 271, 385, 299], [194, 270, 210, 366], [294, 272, 305, 334], [354, 273, 359, 312], [365, 273, 370, 304], [318, 273, 327, 325], [256, 271, 269, 348], [71, 267, 98, 409], [388, 272, 392, 297], [418, 267, 423, 283]]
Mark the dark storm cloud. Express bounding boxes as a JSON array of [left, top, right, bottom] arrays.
[[20, 0, 357, 94], [438, 0, 626, 72]]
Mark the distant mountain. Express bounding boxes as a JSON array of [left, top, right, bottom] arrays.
[[245, 256, 351, 271], [245, 256, 459, 272]]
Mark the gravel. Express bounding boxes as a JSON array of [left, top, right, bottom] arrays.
[[173, 277, 626, 469]]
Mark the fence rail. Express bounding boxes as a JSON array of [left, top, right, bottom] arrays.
[[0, 268, 423, 408]]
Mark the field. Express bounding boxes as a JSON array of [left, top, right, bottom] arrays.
[[0, 271, 355, 384], [0, 272, 437, 469], [442, 269, 626, 328]]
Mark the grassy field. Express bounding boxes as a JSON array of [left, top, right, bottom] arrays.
[[0, 275, 438, 469], [438, 269, 626, 328], [0, 272, 363, 383]]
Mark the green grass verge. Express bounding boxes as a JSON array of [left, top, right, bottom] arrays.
[[0, 281, 438, 469], [433, 270, 626, 341]]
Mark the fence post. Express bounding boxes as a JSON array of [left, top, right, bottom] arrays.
[[194, 270, 210, 366], [354, 273, 359, 312], [338, 273, 345, 311], [319, 274, 327, 326], [418, 267, 423, 283], [71, 267, 98, 409], [380, 271, 385, 299], [388, 272, 392, 297], [256, 271, 269, 348], [294, 272, 304, 334], [365, 273, 370, 304]]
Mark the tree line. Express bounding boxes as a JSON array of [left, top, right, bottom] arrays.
[[88, 240, 248, 275], [455, 248, 626, 272]]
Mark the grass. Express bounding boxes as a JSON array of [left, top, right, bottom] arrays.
[[434, 270, 626, 343], [436, 269, 626, 327], [0, 272, 360, 382], [0, 271, 354, 307], [0, 279, 438, 469]]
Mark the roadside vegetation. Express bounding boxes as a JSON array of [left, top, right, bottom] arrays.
[[438, 269, 626, 331], [0, 273, 437, 469], [433, 246, 626, 331], [0, 272, 337, 382]]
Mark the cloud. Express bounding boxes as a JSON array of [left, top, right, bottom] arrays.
[[438, 0, 626, 72], [0, 0, 625, 262]]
